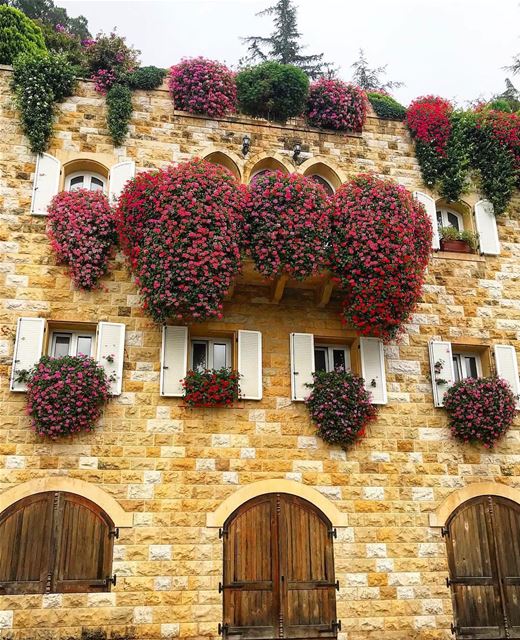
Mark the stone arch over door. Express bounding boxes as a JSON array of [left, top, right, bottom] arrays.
[[200, 146, 243, 181], [245, 153, 293, 183]]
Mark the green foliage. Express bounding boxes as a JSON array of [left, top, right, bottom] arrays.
[[12, 51, 76, 152], [437, 110, 474, 202], [236, 61, 309, 121], [367, 92, 406, 120], [127, 65, 166, 90], [351, 49, 403, 92], [34, 19, 84, 68], [1, 0, 90, 39], [240, 0, 333, 79], [106, 83, 133, 146], [0, 5, 46, 64], [439, 225, 478, 250], [84, 30, 140, 78]]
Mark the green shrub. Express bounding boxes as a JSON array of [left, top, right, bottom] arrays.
[[367, 92, 406, 120], [127, 65, 166, 90], [12, 51, 76, 152], [35, 19, 85, 70], [0, 6, 47, 65], [236, 61, 309, 122], [106, 83, 133, 146]]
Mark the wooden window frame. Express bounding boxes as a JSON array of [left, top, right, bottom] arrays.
[[452, 351, 482, 382], [50, 329, 96, 358], [314, 343, 350, 373], [190, 336, 233, 372]]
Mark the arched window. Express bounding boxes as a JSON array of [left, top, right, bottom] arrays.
[[309, 174, 335, 196], [445, 495, 520, 638], [249, 157, 289, 183], [436, 207, 464, 232], [0, 492, 115, 594], [221, 493, 339, 639], [204, 152, 241, 181], [65, 171, 106, 193]]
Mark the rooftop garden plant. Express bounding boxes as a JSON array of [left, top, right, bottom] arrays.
[[306, 79, 367, 131], [127, 65, 166, 90], [169, 57, 237, 118], [0, 5, 47, 65], [367, 91, 406, 120], [236, 61, 309, 122], [84, 30, 140, 92]]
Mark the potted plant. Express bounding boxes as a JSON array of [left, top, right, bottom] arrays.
[[439, 226, 478, 253], [182, 368, 241, 408]]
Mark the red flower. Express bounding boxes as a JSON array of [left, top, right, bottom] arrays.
[[407, 95, 453, 156]]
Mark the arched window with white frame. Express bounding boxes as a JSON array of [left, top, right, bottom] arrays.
[[65, 171, 107, 193], [436, 207, 464, 232]]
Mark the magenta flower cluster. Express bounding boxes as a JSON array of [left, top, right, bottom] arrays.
[[92, 68, 118, 94], [305, 369, 378, 449], [244, 171, 331, 280], [306, 79, 368, 131], [443, 377, 517, 448], [116, 159, 245, 322], [169, 57, 237, 118], [26, 355, 111, 439], [47, 189, 117, 290]]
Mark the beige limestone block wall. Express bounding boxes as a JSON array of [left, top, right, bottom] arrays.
[[1, 68, 520, 639]]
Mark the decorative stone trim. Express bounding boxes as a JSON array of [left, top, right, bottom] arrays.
[[206, 479, 349, 527], [245, 152, 295, 183], [0, 477, 133, 527], [298, 156, 347, 188], [429, 481, 520, 527], [200, 145, 244, 181]]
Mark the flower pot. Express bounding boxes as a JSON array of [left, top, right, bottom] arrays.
[[440, 239, 472, 253]]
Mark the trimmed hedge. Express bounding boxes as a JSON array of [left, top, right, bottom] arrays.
[[127, 65, 166, 90], [367, 92, 406, 120]]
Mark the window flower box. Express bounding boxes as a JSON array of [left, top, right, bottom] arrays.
[[182, 368, 241, 408]]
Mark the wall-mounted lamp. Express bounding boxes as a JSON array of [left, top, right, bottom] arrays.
[[293, 143, 301, 163], [242, 135, 251, 156]]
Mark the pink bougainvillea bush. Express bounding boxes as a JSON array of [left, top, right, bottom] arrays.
[[116, 159, 245, 322], [443, 377, 517, 448], [168, 57, 237, 118], [25, 355, 111, 439], [244, 171, 331, 280], [47, 189, 117, 290], [330, 174, 432, 341], [305, 369, 378, 449], [306, 79, 368, 131]]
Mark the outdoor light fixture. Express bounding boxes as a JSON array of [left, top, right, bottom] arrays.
[[242, 135, 251, 156], [293, 143, 301, 162]]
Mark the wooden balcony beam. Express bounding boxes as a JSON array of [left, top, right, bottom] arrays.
[[315, 274, 335, 308], [270, 274, 289, 304]]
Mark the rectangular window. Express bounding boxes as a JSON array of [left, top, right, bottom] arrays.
[[452, 352, 481, 383], [190, 337, 232, 372], [50, 331, 95, 358], [314, 344, 350, 373]]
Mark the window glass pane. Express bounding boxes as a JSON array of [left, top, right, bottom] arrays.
[[213, 343, 227, 370], [447, 212, 461, 231], [69, 176, 84, 190], [90, 177, 104, 192], [436, 211, 443, 228], [332, 349, 346, 371], [464, 356, 478, 379], [453, 355, 461, 383], [314, 348, 327, 372], [76, 336, 92, 357], [53, 335, 71, 358], [192, 342, 207, 372]]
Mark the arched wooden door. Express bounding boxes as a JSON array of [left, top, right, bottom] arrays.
[[222, 493, 339, 640], [446, 495, 520, 639]]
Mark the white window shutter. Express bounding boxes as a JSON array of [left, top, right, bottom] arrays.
[[413, 191, 439, 250], [96, 322, 126, 396], [494, 344, 520, 409], [475, 199, 500, 256], [161, 326, 188, 397], [10, 317, 46, 392], [31, 153, 60, 215], [290, 333, 314, 402], [109, 161, 135, 203], [238, 330, 262, 400], [360, 337, 387, 405], [428, 340, 455, 407]]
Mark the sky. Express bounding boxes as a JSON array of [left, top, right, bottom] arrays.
[[60, 0, 520, 106]]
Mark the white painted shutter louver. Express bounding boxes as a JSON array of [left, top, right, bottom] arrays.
[[428, 340, 455, 407], [237, 330, 262, 400], [475, 199, 500, 256], [494, 344, 520, 409], [414, 191, 439, 250], [290, 333, 315, 402], [10, 317, 46, 392], [31, 153, 60, 215], [161, 326, 188, 397], [96, 322, 126, 396], [359, 337, 387, 405], [109, 161, 135, 203]]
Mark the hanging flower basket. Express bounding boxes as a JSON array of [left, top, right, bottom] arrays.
[[244, 171, 331, 280], [443, 377, 517, 448], [329, 174, 432, 341], [116, 159, 245, 323], [305, 369, 378, 449], [24, 355, 112, 439], [182, 368, 241, 408], [47, 189, 117, 290]]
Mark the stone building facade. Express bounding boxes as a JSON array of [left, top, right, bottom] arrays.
[[1, 66, 520, 640]]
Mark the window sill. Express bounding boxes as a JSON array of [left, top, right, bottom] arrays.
[[432, 250, 485, 263]]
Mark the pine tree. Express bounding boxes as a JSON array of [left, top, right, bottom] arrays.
[[241, 0, 334, 79], [351, 49, 403, 92]]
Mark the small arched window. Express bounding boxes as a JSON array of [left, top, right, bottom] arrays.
[[445, 495, 520, 638], [65, 171, 107, 193], [437, 207, 464, 231], [221, 493, 339, 639], [0, 492, 115, 594], [309, 174, 335, 196]]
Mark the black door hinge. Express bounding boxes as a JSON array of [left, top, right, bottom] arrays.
[[441, 526, 449, 538], [218, 582, 224, 593], [218, 623, 229, 636], [328, 528, 337, 539], [331, 620, 342, 633], [450, 622, 458, 635], [105, 574, 117, 587], [219, 528, 228, 539], [446, 577, 452, 588], [109, 528, 119, 539], [335, 580, 340, 591]]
